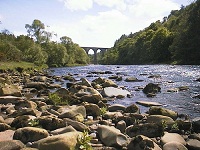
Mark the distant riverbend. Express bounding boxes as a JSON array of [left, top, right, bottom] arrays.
[[49, 65, 200, 118]]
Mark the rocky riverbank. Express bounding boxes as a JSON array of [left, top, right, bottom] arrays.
[[0, 69, 200, 150]]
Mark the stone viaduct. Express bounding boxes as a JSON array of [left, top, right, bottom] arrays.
[[81, 47, 109, 64]]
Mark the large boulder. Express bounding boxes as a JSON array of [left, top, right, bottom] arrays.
[[102, 79, 118, 87], [143, 83, 161, 94], [11, 115, 36, 129], [25, 82, 47, 90], [38, 116, 66, 131], [136, 101, 162, 107], [81, 94, 102, 104], [108, 104, 126, 112], [192, 117, 200, 133], [0, 96, 23, 104], [0, 123, 11, 131], [125, 77, 143, 82], [84, 103, 101, 117], [187, 139, 200, 150], [59, 105, 86, 119], [13, 127, 49, 143], [147, 115, 175, 125], [101, 87, 130, 98], [125, 104, 140, 113], [80, 78, 92, 87], [127, 135, 161, 150], [50, 125, 76, 135], [0, 140, 25, 150], [0, 130, 15, 141], [161, 132, 186, 145], [97, 125, 128, 147], [32, 132, 80, 150], [14, 100, 37, 110], [163, 141, 188, 150], [149, 106, 178, 120], [64, 118, 89, 132], [0, 84, 22, 97], [125, 123, 164, 138]]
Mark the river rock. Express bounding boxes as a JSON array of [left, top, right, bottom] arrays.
[[14, 100, 37, 110], [187, 139, 200, 150], [147, 115, 175, 125], [64, 118, 89, 132], [80, 78, 92, 87], [0, 116, 5, 123], [125, 123, 164, 138], [136, 101, 162, 107], [116, 120, 126, 133], [21, 148, 39, 150], [108, 104, 126, 112], [11, 115, 36, 129], [127, 135, 162, 150], [13, 127, 49, 143], [0, 130, 15, 141], [104, 111, 123, 120], [125, 77, 143, 82], [0, 96, 23, 104], [125, 103, 140, 113], [25, 82, 47, 90], [101, 87, 130, 98], [97, 125, 128, 147], [163, 141, 188, 150], [189, 133, 200, 141], [178, 86, 189, 91], [0, 140, 25, 150], [0, 84, 22, 97], [33, 76, 47, 82], [32, 132, 80, 150], [59, 105, 86, 119], [50, 125, 76, 135], [81, 94, 102, 104], [149, 106, 178, 120], [102, 79, 118, 88], [85, 103, 101, 117], [161, 132, 186, 145], [192, 117, 200, 133], [143, 83, 161, 94], [38, 116, 66, 131], [0, 123, 11, 131]]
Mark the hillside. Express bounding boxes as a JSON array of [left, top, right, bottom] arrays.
[[101, 0, 200, 65]]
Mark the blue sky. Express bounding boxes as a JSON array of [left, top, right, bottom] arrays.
[[0, 0, 191, 47]]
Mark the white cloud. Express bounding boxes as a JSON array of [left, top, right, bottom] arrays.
[[58, 0, 93, 11], [94, 0, 127, 11], [128, 0, 179, 18], [53, 0, 182, 47]]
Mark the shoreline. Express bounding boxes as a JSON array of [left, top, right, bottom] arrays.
[[0, 68, 199, 149]]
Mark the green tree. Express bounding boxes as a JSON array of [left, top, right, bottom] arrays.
[[25, 19, 52, 44], [23, 44, 47, 65]]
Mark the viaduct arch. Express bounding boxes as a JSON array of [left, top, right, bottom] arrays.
[[81, 47, 109, 64]]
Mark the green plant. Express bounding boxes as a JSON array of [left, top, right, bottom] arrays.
[[161, 120, 168, 130], [100, 107, 107, 116], [28, 119, 39, 127], [48, 93, 63, 105], [76, 130, 92, 150], [171, 122, 179, 131]]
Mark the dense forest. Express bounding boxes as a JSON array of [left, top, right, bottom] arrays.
[[0, 19, 89, 67], [100, 0, 200, 65]]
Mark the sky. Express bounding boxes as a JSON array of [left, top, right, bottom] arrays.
[[0, 0, 192, 48]]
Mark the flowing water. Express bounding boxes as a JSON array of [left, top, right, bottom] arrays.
[[49, 65, 200, 119]]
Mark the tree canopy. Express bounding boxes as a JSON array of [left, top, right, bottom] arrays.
[[100, 0, 200, 65], [0, 19, 89, 67]]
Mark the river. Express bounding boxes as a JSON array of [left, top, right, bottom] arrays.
[[49, 65, 200, 119]]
